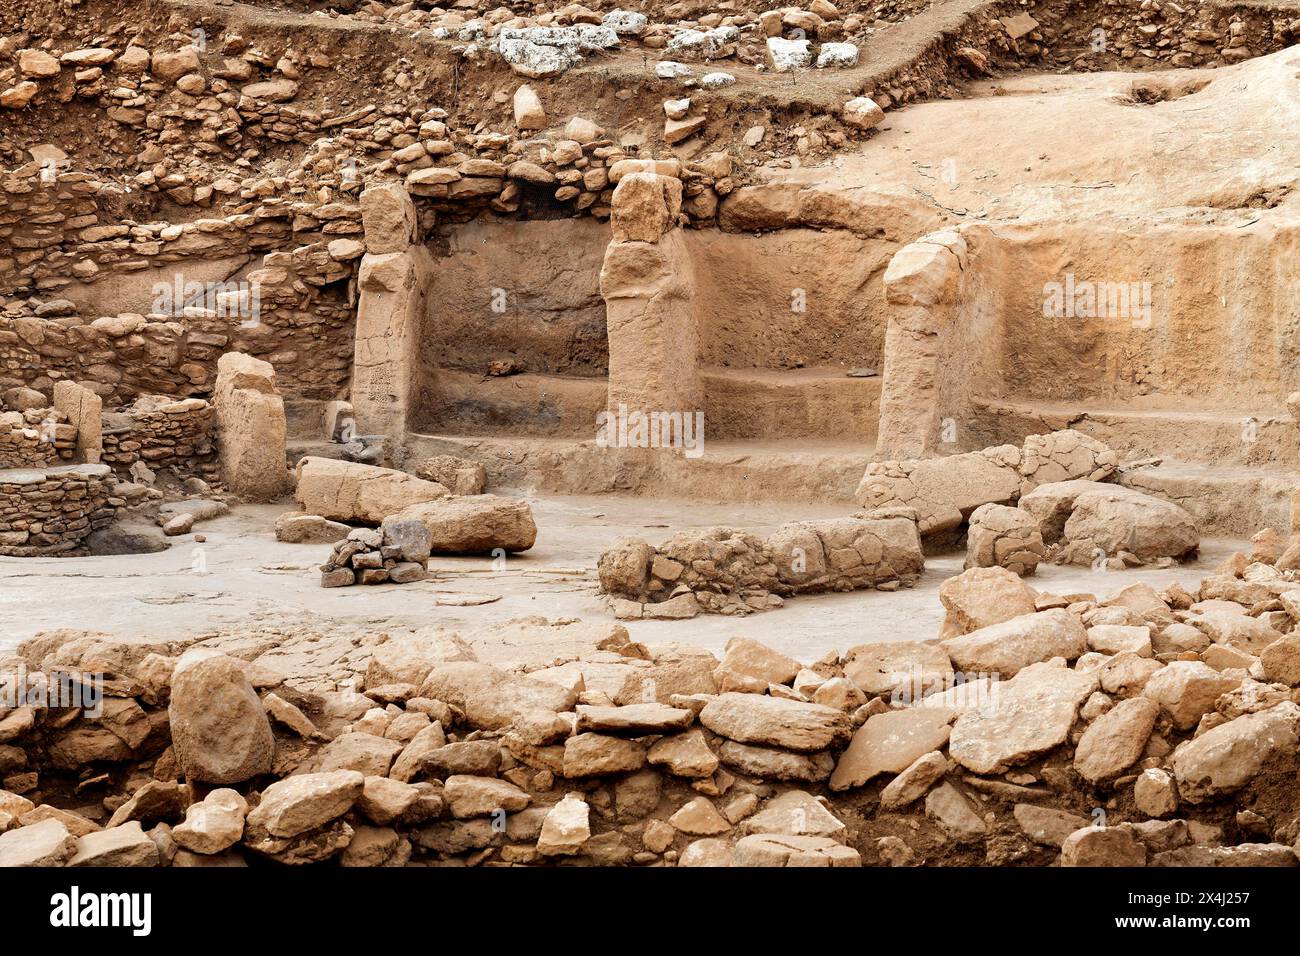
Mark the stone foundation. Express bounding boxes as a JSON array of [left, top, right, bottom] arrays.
[[0, 463, 116, 556]]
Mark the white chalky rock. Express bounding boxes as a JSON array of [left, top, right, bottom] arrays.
[[767, 37, 812, 72], [603, 10, 648, 35], [700, 72, 736, 89], [656, 61, 693, 79], [494, 26, 619, 78], [817, 42, 859, 68], [842, 96, 885, 129]]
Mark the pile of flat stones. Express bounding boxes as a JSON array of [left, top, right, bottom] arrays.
[[319, 521, 432, 588]]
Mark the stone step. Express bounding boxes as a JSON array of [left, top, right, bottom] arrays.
[[404, 434, 873, 505], [968, 397, 1298, 470], [1117, 459, 1298, 537]]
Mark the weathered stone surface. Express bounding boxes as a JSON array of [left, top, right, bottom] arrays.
[[1013, 804, 1090, 848], [669, 797, 731, 835], [1060, 825, 1147, 866], [647, 729, 719, 778], [856, 444, 1022, 534], [842, 640, 954, 699], [1151, 844, 1298, 867], [941, 609, 1088, 678], [172, 789, 246, 854], [924, 782, 986, 841], [716, 637, 800, 687], [1074, 696, 1159, 784], [938, 566, 1038, 638], [213, 352, 288, 501], [1135, 768, 1178, 818], [879, 751, 948, 809], [0, 818, 78, 867], [948, 662, 1097, 774], [274, 513, 351, 544], [168, 651, 275, 785], [1057, 486, 1199, 564], [537, 794, 590, 855], [678, 837, 734, 866], [830, 707, 955, 791], [444, 775, 531, 818], [965, 503, 1045, 576], [68, 821, 159, 867], [412, 455, 487, 496], [302, 732, 403, 777], [1171, 702, 1300, 802], [575, 703, 694, 735], [700, 693, 849, 752], [716, 741, 834, 782], [418, 661, 578, 730], [562, 733, 647, 777], [245, 770, 365, 838], [361, 182, 417, 254], [1140, 660, 1240, 729], [295, 457, 449, 524], [741, 790, 846, 840], [734, 832, 860, 867], [385, 495, 537, 554]]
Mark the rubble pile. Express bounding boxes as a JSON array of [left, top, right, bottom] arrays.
[[3, 538, 1300, 867]]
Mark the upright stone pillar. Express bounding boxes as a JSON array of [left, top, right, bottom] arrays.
[[874, 230, 967, 460], [352, 183, 429, 466], [599, 172, 702, 419], [213, 352, 289, 501], [52, 380, 102, 464]]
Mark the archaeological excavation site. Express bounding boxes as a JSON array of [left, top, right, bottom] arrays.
[[3, 0, 1300, 909]]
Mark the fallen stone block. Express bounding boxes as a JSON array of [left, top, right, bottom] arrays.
[[295, 457, 449, 524], [384, 495, 537, 554]]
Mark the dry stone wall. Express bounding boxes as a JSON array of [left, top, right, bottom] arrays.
[[0, 462, 116, 556]]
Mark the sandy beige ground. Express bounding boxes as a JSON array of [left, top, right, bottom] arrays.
[[0, 492, 1244, 662]]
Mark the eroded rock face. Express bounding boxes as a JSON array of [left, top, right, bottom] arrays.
[[168, 652, 274, 785]]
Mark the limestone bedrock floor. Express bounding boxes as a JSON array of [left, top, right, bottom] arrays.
[[0, 493, 1244, 662]]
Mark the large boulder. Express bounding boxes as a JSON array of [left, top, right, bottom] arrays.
[[294, 457, 449, 524], [1057, 486, 1199, 564], [699, 693, 850, 753], [213, 352, 288, 501], [418, 661, 578, 730], [384, 495, 537, 554], [1171, 702, 1300, 802], [168, 651, 275, 785], [947, 661, 1096, 774], [938, 566, 1038, 639], [941, 609, 1088, 678]]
